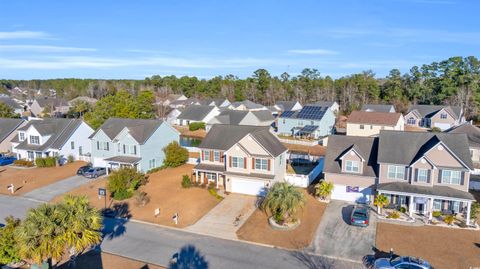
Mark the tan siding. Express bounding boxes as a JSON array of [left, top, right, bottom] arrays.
[[324, 172, 376, 188], [426, 145, 464, 168], [341, 150, 364, 174]]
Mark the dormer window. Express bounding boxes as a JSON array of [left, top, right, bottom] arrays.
[[440, 113, 447, 119], [19, 132, 25, 141], [30, 135, 40, 145], [345, 160, 360, 173], [407, 117, 416, 125]]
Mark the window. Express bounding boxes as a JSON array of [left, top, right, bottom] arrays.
[[97, 141, 100, 150], [71, 141, 75, 150], [388, 165, 405, 180], [433, 200, 442, 211], [206, 173, 217, 181], [407, 117, 416, 125], [30, 135, 40, 145], [441, 170, 461, 185], [149, 159, 156, 169], [440, 113, 447, 119], [345, 160, 360, 173], [470, 149, 474, 157], [452, 201, 460, 213], [204, 150, 210, 161], [417, 169, 428, 183], [214, 151, 220, 162], [255, 158, 268, 170], [103, 142, 109, 151], [282, 119, 285, 124], [370, 125, 373, 129], [27, 151, 34, 160], [232, 157, 244, 168], [19, 132, 25, 141], [35, 152, 42, 158], [359, 125, 364, 129], [127, 145, 136, 155], [117, 143, 121, 152]]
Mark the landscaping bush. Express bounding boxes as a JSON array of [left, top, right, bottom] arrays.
[[13, 159, 34, 167], [0, 216, 21, 265], [134, 191, 151, 207], [181, 175, 192, 188], [35, 158, 46, 167], [261, 182, 306, 225], [387, 211, 400, 219], [399, 206, 407, 213], [444, 215, 455, 225], [107, 167, 148, 201], [163, 141, 188, 168], [431, 127, 442, 133], [208, 187, 223, 200], [35, 157, 57, 167], [471, 202, 479, 219], [67, 154, 75, 163], [188, 122, 205, 131], [432, 211, 442, 218]]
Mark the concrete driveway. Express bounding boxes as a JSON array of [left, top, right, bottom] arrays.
[[310, 200, 376, 262], [187, 194, 257, 240]]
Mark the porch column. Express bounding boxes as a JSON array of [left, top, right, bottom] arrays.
[[216, 172, 219, 189], [428, 198, 434, 221], [466, 201, 472, 226], [195, 170, 199, 183], [200, 172, 204, 185], [409, 195, 414, 218]]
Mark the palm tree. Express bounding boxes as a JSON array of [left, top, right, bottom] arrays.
[[374, 194, 389, 215], [314, 181, 334, 201], [261, 182, 306, 224]]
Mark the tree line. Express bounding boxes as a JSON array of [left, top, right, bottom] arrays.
[[1, 56, 479, 119]]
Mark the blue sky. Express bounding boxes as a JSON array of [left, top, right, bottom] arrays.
[[0, 0, 479, 79]]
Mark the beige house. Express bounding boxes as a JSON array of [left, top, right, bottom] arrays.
[[0, 118, 26, 153], [193, 125, 287, 196], [30, 97, 70, 117], [446, 122, 480, 168], [404, 105, 464, 131], [346, 111, 404, 137]]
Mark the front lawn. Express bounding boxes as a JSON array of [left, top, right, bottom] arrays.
[[236, 190, 326, 249], [52, 164, 221, 228], [376, 223, 480, 269], [0, 161, 86, 195]]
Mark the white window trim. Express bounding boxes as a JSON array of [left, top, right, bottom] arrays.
[[417, 169, 428, 183], [232, 157, 243, 168], [433, 200, 442, 211], [255, 158, 268, 170], [214, 151, 220, 162], [345, 160, 360, 173], [387, 165, 405, 180], [441, 170, 461, 185]]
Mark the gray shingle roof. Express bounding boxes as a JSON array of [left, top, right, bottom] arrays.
[[199, 98, 228, 107], [377, 182, 474, 200], [231, 100, 265, 110], [0, 118, 24, 143], [90, 118, 164, 144], [104, 156, 142, 164], [361, 104, 395, 113], [35, 97, 69, 108], [177, 105, 215, 121], [0, 96, 22, 109], [199, 125, 286, 157], [15, 119, 84, 151], [446, 123, 480, 148], [314, 101, 336, 107], [324, 135, 378, 177], [275, 101, 299, 111], [378, 130, 473, 169], [407, 105, 462, 120]]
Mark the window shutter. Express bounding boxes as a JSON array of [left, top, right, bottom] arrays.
[[97, 141, 100, 150], [229, 156, 232, 167], [268, 159, 271, 171], [414, 169, 418, 182], [220, 151, 224, 163], [243, 158, 247, 169], [106, 142, 109, 151], [123, 145, 126, 154], [460, 171, 465, 185], [210, 151, 213, 161], [438, 169, 442, 183], [134, 145, 137, 155], [405, 167, 409, 180], [202, 150, 204, 161], [427, 170, 431, 183], [252, 158, 255, 170]]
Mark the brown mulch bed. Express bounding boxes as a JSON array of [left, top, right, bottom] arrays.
[[0, 161, 86, 195], [236, 190, 326, 249], [57, 251, 165, 269], [52, 164, 221, 228], [173, 126, 206, 138], [376, 223, 480, 269], [404, 125, 429, 132]]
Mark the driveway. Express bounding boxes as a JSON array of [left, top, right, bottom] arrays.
[[310, 200, 377, 262], [186, 194, 257, 239], [22, 175, 101, 202]]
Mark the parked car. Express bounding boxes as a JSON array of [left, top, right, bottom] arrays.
[[374, 256, 431, 269], [83, 167, 107, 178], [77, 165, 92, 175], [350, 205, 370, 227], [0, 156, 17, 166]]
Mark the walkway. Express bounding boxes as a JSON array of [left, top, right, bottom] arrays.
[[310, 200, 377, 262], [22, 175, 100, 202], [186, 194, 258, 239]]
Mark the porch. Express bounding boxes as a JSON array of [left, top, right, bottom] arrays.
[[192, 163, 226, 189], [104, 156, 141, 174]]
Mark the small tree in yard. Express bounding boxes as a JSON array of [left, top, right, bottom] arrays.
[[181, 175, 192, 188], [262, 182, 306, 225], [374, 194, 389, 215], [314, 181, 334, 201], [107, 167, 148, 200], [0, 216, 21, 265], [163, 141, 188, 168]]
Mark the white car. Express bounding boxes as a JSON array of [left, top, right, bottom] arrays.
[[374, 256, 432, 269]]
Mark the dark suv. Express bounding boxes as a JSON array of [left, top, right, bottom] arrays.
[[77, 165, 92, 175]]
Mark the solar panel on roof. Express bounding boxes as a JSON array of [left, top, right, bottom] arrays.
[[297, 106, 326, 120], [280, 111, 295, 118]]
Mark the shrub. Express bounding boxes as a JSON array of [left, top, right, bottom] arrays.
[[208, 188, 223, 200], [181, 175, 192, 188], [188, 122, 205, 131], [35, 158, 46, 167], [432, 211, 442, 218], [314, 181, 334, 200], [44, 157, 57, 167], [13, 159, 34, 167], [134, 191, 151, 207], [471, 202, 479, 219], [261, 182, 306, 224], [163, 141, 188, 168], [431, 127, 442, 133], [399, 207, 407, 213], [147, 165, 166, 174], [0, 216, 21, 265], [444, 215, 455, 225], [387, 211, 400, 219], [67, 154, 75, 163], [107, 167, 148, 201]]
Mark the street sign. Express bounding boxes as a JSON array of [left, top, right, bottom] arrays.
[[98, 188, 106, 196]]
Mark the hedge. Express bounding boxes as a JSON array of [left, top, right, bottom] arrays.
[[189, 122, 205, 131]]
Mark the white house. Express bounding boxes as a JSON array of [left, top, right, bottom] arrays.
[[176, 105, 220, 126]]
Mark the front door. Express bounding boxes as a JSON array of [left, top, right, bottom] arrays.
[[416, 203, 425, 214]]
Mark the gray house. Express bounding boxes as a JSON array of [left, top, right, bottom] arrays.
[[206, 110, 274, 131], [0, 118, 26, 153], [90, 118, 180, 173]]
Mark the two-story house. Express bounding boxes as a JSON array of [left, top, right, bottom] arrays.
[[0, 118, 26, 153], [206, 110, 274, 131], [11, 118, 93, 162], [277, 104, 336, 139], [176, 105, 220, 126], [404, 105, 465, 130], [193, 125, 287, 196], [346, 111, 404, 137], [446, 122, 480, 170], [90, 118, 180, 173]]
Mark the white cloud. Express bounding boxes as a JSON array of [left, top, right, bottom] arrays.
[[0, 45, 96, 52], [287, 48, 338, 55], [0, 31, 50, 39]]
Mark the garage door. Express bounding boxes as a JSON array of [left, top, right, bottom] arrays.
[[231, 178, 266, 196], [331, 184, 372, 203], [433, 122, 451, 131]]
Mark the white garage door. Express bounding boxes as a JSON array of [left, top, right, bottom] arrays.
[[231, 178, 266, 196], [331, 184, 372, 203], [434, 122, 451, 131]]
